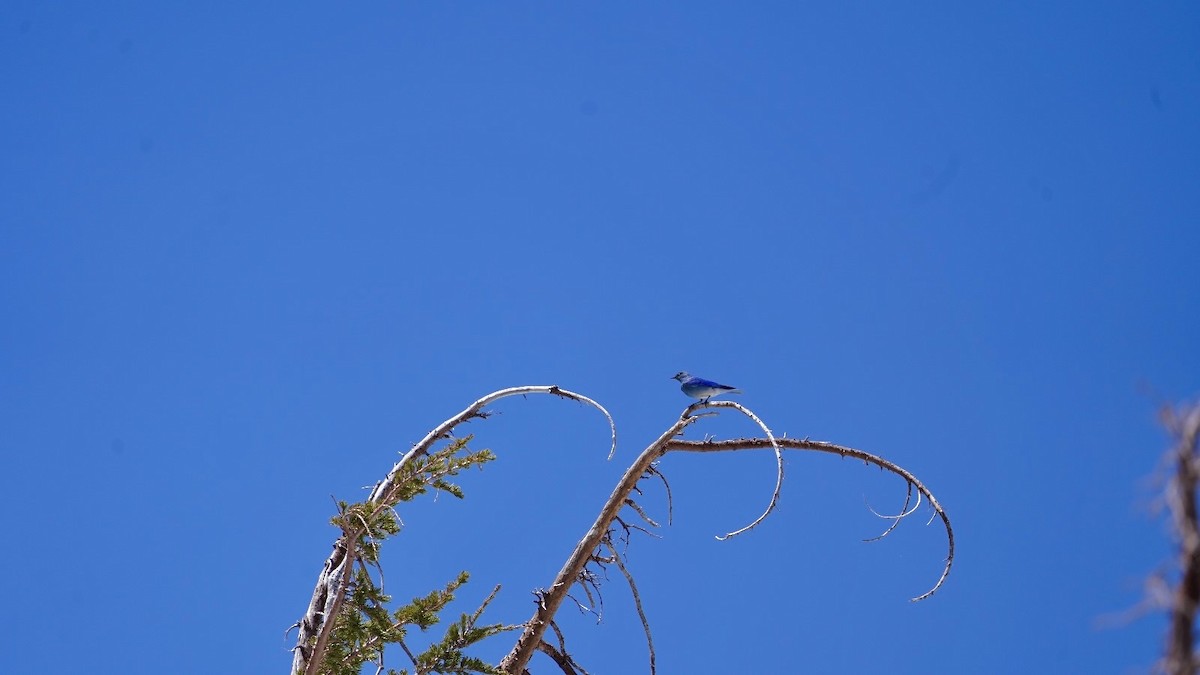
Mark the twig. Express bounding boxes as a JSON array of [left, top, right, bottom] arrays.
[[613, 515, 661, 548], [398, 636, 419, 670], [604, 539, 656, 675], [863, 482, 922, 542], [537, 640, 580, 675], [623, 498, 661, 529], [540, 620, 591, 675], [645, 464, 674, 526]]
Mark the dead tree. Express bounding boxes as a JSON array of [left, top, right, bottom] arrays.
[[289, 386, 955, 675]]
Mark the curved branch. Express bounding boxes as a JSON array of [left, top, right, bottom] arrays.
[[645, 464, 674, 526], [688, 400, 784, 540], [666, 436, 954, 602], [370, 385, 616, 507], [293, 385, 615, 675], [866, 482, 922, 520], [863, 482, 922, 542]]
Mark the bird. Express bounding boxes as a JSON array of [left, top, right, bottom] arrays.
[[671, 371, 742, 402]]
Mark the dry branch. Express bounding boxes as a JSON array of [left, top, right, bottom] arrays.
[[604, 539, 656, 675], [863, 482, 921, 542], [667, 436, 955, 602]]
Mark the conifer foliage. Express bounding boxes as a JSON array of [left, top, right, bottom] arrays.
[[304, 437, 518, 675]]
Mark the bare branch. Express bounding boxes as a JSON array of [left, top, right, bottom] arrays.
[[863, 482, 922, 543], [537, 640, 580, 675], [549, 619, 568, 653], [866, 481, 921, 520], [623, 498, 661, 529], [687, 400, 785, 540], [397, 636, 420, 671], [566, 568, 605, 623], [604, 539, 656, 675], [666, 436, 955, 602], [613, 515, 662, 547], [645, 464, 674, 526], [540, 621, 591, 675]]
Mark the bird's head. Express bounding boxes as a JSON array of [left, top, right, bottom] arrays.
[[671, 371, 690, 382]]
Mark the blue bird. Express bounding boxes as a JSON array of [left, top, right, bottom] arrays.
[[671, 371, 742, 402]]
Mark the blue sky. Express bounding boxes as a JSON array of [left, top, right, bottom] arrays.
[[3, 3, 1199, 673]]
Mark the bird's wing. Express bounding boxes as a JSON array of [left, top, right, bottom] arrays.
[[692, 377, 736, 390]]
